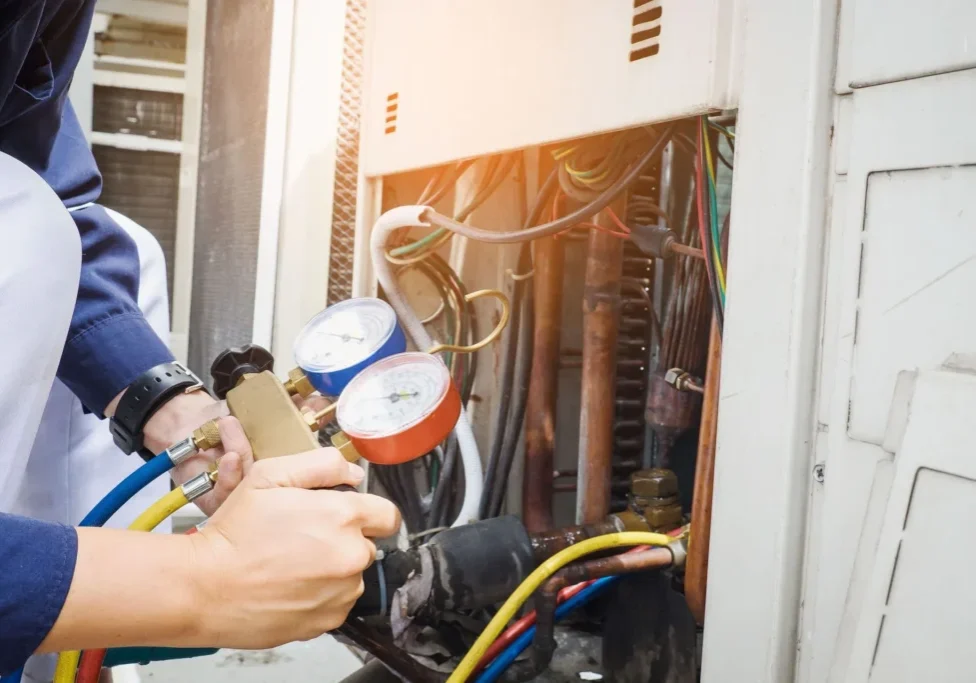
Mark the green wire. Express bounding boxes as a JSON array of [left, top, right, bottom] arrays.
[[429, 455, 440, 490], [390, 227, 447, 257], [706, 169, 726, 306]]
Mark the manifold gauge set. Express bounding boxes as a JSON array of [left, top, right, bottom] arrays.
[[294, 298, 460, 465]]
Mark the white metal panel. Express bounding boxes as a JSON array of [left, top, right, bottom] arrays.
[[360, 0, 736, 176], [847, 0, 976, 89], [848, 166, 976, 443], [700, 0, 837, 680], [840, 70, 976, 444], [799, 69, 976, 683], [843, 370, 976, 683]]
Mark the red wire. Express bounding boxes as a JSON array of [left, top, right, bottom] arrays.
[[604, 208, 632, 236], [473, 579, 597, 674], [76, 650, 106, 683], [471, 539, 683, 674]]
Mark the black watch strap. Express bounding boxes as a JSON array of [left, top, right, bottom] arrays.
[[110, 361, 207, 457]]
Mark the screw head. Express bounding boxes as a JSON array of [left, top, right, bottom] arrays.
[[813, 463, 825, 483]]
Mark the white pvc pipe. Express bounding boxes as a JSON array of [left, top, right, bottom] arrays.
[[370, 206, 483, 527]]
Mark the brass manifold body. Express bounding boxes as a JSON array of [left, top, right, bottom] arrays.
[[193, 366, 356, 463]]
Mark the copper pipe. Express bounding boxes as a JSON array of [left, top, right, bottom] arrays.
[[686, 317, 721, 624], [554, 479, 631, 494], [336, 619, 439, 683], [576, 202, 626, 524], [671, 242, 705, 260], [529, 519, 622, 563], [523, 235, 565, 532], [553, 460, 640, 478]]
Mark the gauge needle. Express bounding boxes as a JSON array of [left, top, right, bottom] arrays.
[[328, 332, 365, 343], [364, 391, 419, 403]]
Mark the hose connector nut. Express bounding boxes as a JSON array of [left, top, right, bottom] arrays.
[[664, 368, 705, 395], [668, 538, 688, 568], [166, 436, 198, 466], [192, 419, 222, 451], [181, 471, 215, 502]]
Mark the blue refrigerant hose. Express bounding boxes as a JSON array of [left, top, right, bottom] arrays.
[[79, 451, 177, 527]]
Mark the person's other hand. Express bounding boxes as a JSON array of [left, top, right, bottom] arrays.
[[189, 448, 401, 648]]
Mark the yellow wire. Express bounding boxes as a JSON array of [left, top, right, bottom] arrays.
[[446, 531, 673, 682], [701, 124, 727, 293], [54, 487, 191, 683], [53, 652, 80, 683], [551, 146, 578, 160]]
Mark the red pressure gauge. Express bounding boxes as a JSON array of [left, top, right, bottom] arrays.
[[335, 352, 461, 465]]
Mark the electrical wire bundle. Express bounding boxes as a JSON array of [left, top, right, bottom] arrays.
[[370, 128, 676, 534], [696, 116, 729, 331]]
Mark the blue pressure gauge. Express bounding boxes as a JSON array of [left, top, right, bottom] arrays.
[[294, 298, 407, 397]]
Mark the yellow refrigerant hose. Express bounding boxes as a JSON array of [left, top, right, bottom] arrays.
[[447, 531, 676, 682], [53, 486, 193, 683]]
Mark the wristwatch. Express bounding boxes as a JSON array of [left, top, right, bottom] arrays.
[[109, 361, 208, 459]]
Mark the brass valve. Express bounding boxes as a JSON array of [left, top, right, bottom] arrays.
[[206, 344, 357, 463]]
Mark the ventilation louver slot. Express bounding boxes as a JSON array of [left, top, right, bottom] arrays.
[[385, 92, 398, 134], [630, 0, 662, 62]]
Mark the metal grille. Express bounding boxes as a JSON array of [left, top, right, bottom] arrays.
[[92, 145, 180, 307], [188, 0, 273, 382], [93, 86, 183, 140], [326, 0, 367, 305]]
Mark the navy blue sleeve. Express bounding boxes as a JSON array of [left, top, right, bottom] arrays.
[[50, 105, 175, 415], [0, 1, 174, 416], [0, 514, 78, 675]]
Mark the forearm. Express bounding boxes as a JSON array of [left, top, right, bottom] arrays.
[[37, 528, 205, 653]]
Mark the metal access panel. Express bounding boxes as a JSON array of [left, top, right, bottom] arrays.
[[841, 370, 976, 683], [360, 0, 739, 176], [846, 0, 976, 89]]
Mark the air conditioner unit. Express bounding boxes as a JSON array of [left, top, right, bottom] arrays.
[[360, 0, 741, 176]]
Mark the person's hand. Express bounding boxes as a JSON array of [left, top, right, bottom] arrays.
[[188, 448, 401, 648], [141, 391, 253, 515]]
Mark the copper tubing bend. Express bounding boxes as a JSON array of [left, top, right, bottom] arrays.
[[686, 317, 721, 624]]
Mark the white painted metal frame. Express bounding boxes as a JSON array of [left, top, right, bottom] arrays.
[[250, 0, 297, 350], [269, 0, 348, 368], [95, 0, 189, 27], [700, 0, 838, 681], [169, 0, 206, 364]]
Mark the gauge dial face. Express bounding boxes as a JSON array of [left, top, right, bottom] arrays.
[[337, 353, 451, 438], [294, 298, 397, 372]]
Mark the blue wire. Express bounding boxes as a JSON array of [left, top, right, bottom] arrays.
[[79, 452, 174, 527], [474, 575, 620, 683], [1, 669, 23, 683]]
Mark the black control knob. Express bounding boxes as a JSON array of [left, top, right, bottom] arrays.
[[210, 344, 275, 399]]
